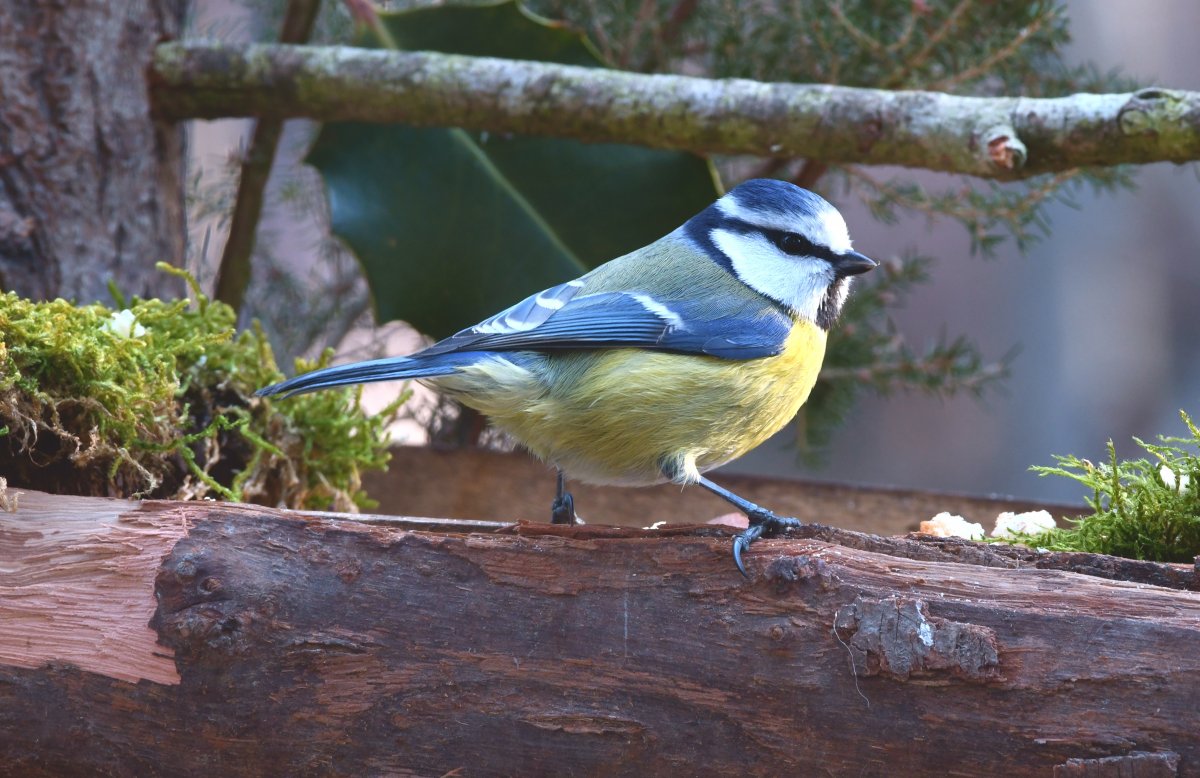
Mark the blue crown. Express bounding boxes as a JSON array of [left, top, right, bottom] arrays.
[[725, 178, 833, 220]]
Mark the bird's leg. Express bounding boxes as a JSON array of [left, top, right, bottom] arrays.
[[550, 468, 577, 525], [697, 476, 803, 577]]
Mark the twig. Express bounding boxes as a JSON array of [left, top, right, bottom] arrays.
[[211, 0, 321, 316], [882, 0, 973, 88], [828, 0, 885, 55], [928, 9, 1054, 92]]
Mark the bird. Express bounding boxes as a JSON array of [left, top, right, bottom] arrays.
[[257, 178, 876, 575]]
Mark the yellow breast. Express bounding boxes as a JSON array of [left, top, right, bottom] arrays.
[[441, 319, 828, 486]]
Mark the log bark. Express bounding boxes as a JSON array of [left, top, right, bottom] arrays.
[[0, 0, 187, 302], [1, 489, 1198, 776]]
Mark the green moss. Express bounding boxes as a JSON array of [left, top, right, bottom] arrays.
[[0, 264, 403, 510], [1002, 411, 1200, 562]]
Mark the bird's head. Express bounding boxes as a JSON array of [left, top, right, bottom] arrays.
[[684, 178, 877, 329]]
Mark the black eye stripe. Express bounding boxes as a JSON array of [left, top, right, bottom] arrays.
[[690, 211, 839, 267], [763, 229, 836, 261], [771, 231, 815, 255]]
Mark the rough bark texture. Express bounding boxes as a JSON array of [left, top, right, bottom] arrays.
[[2, 491, 1198, 776], [150, 42, 1200, 180], [0, 0, 187, 302]]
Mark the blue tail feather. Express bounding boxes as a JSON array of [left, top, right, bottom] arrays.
[[256, 352, 485, 398]]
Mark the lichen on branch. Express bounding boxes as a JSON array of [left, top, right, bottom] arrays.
[[150, 42, 1200, 180]]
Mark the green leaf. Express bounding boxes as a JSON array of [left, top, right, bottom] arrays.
[[307, 0, 721, 339]]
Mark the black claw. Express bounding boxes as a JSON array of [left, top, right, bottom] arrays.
[[550, 490, 575, 525], [732, 523, 766, 577], [692, 475, 805, 576], [731, 515, 804, 576]]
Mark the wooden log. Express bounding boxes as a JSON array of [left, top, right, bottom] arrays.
[[1, 489, 1197, 776]]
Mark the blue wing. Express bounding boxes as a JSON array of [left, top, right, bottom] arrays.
[[418, 279, 792, 360], [257, 280, 791, 398]]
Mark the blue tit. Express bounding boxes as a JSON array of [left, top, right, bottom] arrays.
[[257, 178, 876, 575]]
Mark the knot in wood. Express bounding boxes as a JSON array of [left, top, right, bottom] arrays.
[[763, 554, 835, 591], [833, 595, 1002, 683]]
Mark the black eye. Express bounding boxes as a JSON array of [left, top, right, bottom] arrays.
[[772, 231, 815, 256]]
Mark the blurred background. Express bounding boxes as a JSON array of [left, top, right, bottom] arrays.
[[776, 1, 1200, 501], [190, 0, 1200, 505]]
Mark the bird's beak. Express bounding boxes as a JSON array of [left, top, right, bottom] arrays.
[[833, 250, 878, 278]]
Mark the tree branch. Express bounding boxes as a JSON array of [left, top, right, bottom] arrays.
[[150, 42, 1200, 180], [212, 0, 320, 316]]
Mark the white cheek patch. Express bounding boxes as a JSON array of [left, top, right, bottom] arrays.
[[711, 228, 833, 322]]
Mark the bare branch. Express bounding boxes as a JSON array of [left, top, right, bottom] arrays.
[[151, 42, 1200, 180], [212, 0, 321, 315]]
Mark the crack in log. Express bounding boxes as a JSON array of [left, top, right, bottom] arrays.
[[1054, 750, 1180, 777], [521, 713, 648, 736]]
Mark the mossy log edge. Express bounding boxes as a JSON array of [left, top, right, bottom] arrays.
[[0, 489, 1196, 776]]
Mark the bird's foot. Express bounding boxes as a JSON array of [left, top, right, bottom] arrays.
[[550, 490, 577, 525], [732, 512, 804, 578]]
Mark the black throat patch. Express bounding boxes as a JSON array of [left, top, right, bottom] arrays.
[[815, 278, 847, 331]]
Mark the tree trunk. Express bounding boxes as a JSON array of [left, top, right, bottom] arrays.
[[1, 489, 1196, 776], [0, 0, 187, 302]]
